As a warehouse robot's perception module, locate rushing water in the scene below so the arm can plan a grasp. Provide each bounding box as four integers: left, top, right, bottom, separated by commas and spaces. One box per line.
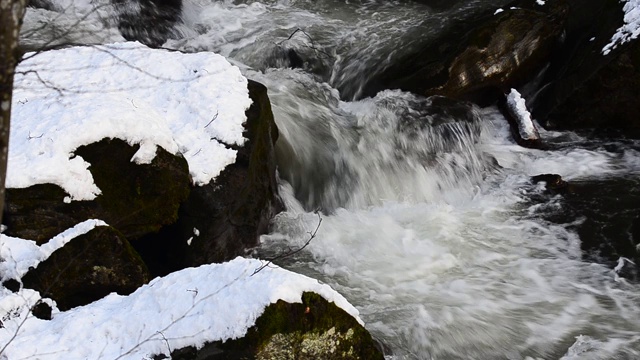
21, 0, 640, 358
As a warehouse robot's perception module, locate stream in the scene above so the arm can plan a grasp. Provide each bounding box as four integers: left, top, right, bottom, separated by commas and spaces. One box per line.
21, 0, 640, 358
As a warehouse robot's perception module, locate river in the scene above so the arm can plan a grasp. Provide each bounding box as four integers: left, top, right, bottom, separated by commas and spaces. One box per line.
22, 0, 640, 358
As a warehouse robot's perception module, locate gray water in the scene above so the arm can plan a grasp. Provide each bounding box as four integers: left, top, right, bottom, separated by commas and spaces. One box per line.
20, 0, 640, 358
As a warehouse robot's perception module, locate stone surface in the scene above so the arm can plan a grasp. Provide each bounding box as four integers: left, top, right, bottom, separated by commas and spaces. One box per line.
141, 79, 283, 273
4, 138, 191, 244
527, 0, 640, 138
166, 292, 385, 360
21, 225, 150, 310
362, 0, 566, 105
115, 0, 183, 47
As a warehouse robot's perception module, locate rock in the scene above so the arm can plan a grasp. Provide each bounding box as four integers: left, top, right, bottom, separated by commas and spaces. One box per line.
362, 1, 566, 105
499, 89, 544, 149
540, 41, 640, 138
148, 79, 283, 271
115, 0, 183, 47
2, 279, 20, 293
164, 292, 385, 360
3, 138, 191, 244
531, 174, 569, 193
527, 0, 640, 138
21, 225, 150, 310
31, 300, 52, 320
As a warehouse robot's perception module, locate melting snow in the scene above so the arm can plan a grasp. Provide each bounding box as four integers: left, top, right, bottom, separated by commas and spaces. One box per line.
9, 42, 252, 200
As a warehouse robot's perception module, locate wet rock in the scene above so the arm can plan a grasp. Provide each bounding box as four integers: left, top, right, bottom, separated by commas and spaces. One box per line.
531, 174, 569, 193
143, 79, 283, 272
164, 292, 385, 360
498, 90, 544, 149
114, 0, 183, 47
527, 0, 640, 138
4, 138, 191, 244
21, 225, 150, 310
362, 1, 567, 105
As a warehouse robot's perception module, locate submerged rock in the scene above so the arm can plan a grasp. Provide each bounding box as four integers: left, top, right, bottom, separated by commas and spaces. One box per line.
535, 177, 640, 281
167, 292, 385, 360
22, 225, 150, 310
531, 174, 569, 193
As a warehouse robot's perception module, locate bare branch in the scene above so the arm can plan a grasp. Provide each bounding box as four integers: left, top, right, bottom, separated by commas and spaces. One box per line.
252, 212, 322, 276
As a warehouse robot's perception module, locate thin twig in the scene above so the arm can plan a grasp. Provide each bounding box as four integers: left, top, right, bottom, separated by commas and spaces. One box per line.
252, 212, 322, 276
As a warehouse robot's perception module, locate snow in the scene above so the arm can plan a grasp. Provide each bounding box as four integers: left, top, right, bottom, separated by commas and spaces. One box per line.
0, 220, 107, 281
536, 0, 546, 5
506, 89, 539, 141
603, 0, 640, 55
0, 256, 362, 360
9, 42, 252, 200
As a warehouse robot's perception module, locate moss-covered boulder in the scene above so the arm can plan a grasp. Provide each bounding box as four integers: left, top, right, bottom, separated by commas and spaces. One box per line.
167, 292, 384, 360
361, 0, 567, 104
3, 138, 191, 244
21, 225, 150, 310
147, 79, 283, 272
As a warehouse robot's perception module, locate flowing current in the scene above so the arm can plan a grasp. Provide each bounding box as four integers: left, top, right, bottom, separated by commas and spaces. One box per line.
23, 0, 640, 358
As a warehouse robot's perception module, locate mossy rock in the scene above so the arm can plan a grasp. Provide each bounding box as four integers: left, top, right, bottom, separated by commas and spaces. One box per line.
21, 225, 150, 310
3, 138, 190, 244
167, 292, 385, 360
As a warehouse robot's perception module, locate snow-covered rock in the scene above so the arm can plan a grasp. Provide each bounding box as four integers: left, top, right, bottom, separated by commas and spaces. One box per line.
9, 42, 251, 201
0, 256, 378, 360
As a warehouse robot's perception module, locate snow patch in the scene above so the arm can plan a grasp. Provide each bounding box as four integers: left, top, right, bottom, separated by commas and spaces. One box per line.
0, 257, 362, 360
603, 0, 640, 55
506, 89, 539, 141
9, 42, 252, 200
536, 0, 546, 5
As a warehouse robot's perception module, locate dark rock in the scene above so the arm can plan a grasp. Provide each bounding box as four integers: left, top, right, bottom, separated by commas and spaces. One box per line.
362, 1, 567, 105
2, 279, 20, 293
162, 292, 384, 360
531, 174, 569, 193
139, 79, 283, 273
4, 138, 190, 244
31, 300, 52, 320
498, 93, 544, 149
527, 0, 640, 138
114, 0, 183, 47
21, 225, 150, 310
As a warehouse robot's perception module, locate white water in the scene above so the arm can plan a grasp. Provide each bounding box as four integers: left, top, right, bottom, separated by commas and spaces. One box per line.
20, 0, 640, 358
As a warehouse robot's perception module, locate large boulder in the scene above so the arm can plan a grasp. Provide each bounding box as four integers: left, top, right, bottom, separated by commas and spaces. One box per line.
167, 292, 385, 360
147, 79, 283, 272
21, 225, 150, 310
3, 138, 191, 244
526, 0, 640, 137
361, 0, 567, 105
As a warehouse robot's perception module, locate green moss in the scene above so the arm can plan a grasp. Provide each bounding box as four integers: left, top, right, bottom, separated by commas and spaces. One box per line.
217, 292, 383, 360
